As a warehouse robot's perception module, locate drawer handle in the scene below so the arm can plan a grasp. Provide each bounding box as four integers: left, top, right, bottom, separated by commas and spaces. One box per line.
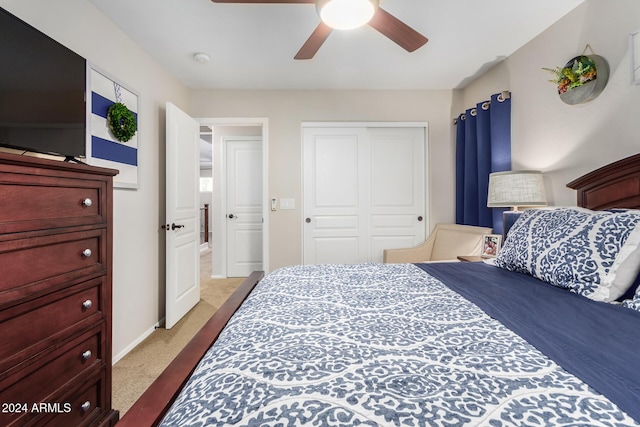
81, 401, 91, 412
82, 350, 92, 361
82, 198, 93, 207
82, 248, 92, 258
82, 299, 93, 310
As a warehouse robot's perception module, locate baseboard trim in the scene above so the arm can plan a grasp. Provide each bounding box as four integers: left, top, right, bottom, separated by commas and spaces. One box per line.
113, 318, 164, 364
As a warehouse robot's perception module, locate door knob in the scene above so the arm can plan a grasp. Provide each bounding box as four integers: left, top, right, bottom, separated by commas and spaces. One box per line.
228, 214, 237, 219
418, 216, 423, 222
171, 223, 185, 230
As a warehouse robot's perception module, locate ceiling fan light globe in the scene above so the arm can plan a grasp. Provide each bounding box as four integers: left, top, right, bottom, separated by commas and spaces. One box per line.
316, 0, 379, 30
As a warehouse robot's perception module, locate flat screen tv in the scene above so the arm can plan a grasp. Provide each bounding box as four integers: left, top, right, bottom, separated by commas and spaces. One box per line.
0, 7, 86, 160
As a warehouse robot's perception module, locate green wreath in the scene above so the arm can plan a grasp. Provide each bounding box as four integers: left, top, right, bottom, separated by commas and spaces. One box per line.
108, 102, 137, 142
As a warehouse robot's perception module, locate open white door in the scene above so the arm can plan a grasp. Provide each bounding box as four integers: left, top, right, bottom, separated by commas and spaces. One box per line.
165, 102, 200, 329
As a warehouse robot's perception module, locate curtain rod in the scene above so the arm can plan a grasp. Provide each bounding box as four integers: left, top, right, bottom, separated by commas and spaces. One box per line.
452, 90, 510, 125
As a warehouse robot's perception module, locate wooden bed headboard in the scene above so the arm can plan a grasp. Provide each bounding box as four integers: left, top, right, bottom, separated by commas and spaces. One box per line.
567, 153, 640, 210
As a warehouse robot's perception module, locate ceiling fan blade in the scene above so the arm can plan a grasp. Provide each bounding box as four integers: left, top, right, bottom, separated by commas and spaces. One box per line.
368, 7, 428, 52
211, 0, 314, 3
294, 22, 332, 60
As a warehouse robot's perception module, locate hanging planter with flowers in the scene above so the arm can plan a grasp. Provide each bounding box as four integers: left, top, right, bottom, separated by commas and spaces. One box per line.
543, 49, 609, 105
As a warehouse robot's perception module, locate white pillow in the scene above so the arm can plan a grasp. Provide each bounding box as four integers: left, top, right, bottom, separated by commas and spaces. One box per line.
495, 207, 640, 302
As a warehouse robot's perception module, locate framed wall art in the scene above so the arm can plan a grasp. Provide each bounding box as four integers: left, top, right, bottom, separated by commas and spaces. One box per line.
86, 64, 140, 189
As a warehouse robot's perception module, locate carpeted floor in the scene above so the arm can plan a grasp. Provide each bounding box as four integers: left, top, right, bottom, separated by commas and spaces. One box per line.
111, 249, 245, 416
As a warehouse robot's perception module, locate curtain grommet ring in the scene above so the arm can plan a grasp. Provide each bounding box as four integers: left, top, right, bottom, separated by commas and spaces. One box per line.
497, 90, 511, 102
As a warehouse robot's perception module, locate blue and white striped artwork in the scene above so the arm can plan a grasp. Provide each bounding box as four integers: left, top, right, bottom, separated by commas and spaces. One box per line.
88, 68, 139, 188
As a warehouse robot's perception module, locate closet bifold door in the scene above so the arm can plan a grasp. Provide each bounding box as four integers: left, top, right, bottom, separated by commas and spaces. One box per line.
302, 125, 426, 264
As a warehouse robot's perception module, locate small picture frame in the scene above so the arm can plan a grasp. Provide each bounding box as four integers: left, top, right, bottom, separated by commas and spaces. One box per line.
481, 234, 502, 258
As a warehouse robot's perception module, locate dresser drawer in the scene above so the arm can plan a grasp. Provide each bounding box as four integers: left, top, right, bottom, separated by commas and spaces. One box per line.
0, 279, 103, 371
42, 370, 107, 427
0, 173, 107, 234
0, 229, 106, 305
1, 370, 107, 427
0, 328, 103, 427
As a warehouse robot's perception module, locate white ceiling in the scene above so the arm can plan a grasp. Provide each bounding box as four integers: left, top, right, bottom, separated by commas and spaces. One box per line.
89, 0, 584, 90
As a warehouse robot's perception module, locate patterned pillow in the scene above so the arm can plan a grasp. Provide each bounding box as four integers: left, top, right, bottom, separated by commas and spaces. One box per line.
495, 207, 640, 302
622, 286, 640, 311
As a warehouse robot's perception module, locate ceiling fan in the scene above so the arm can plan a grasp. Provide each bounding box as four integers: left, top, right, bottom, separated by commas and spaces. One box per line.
210, 0, 428, 60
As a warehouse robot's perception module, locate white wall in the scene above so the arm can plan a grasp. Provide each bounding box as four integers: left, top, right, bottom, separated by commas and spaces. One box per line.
0, 0, 190, 361
189, 90, 455, 270
457, 0, 640, 207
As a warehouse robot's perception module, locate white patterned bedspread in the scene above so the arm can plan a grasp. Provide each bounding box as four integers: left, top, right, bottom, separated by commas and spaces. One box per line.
160, 263, 638, 426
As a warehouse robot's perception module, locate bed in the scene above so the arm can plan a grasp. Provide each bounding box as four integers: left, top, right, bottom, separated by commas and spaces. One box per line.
119, 153, 640, 426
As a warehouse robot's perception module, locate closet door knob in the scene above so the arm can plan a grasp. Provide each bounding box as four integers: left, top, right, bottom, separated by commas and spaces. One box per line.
82, 248, 92, 258
417, 216, 423, 222
82, 299, 93, 310
82, 198, 93, 207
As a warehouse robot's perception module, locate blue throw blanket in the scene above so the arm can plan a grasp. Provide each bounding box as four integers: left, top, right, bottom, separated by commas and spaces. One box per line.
418, 261, 640, 424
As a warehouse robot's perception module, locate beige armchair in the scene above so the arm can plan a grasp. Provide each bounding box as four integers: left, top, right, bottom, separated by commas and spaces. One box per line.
383, 223, 493, 263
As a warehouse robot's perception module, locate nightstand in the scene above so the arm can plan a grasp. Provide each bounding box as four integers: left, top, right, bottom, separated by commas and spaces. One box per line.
457, 255, 485, 262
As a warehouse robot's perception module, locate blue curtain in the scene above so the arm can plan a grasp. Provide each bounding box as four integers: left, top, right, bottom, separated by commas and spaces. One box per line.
455, 92, 511, 234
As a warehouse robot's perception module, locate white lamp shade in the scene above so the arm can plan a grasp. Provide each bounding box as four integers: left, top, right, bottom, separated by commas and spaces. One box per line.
487, 170, 547, 208
316, 0, 379, 30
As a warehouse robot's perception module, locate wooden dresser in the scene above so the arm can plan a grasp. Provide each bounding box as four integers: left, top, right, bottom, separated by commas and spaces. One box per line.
0, 153, 119, 426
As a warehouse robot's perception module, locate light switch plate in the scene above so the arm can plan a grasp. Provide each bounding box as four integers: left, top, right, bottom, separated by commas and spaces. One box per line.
280, 198, 295, 210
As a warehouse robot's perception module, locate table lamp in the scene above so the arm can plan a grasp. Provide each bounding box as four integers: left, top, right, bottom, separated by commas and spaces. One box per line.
487, 170, 547, 241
